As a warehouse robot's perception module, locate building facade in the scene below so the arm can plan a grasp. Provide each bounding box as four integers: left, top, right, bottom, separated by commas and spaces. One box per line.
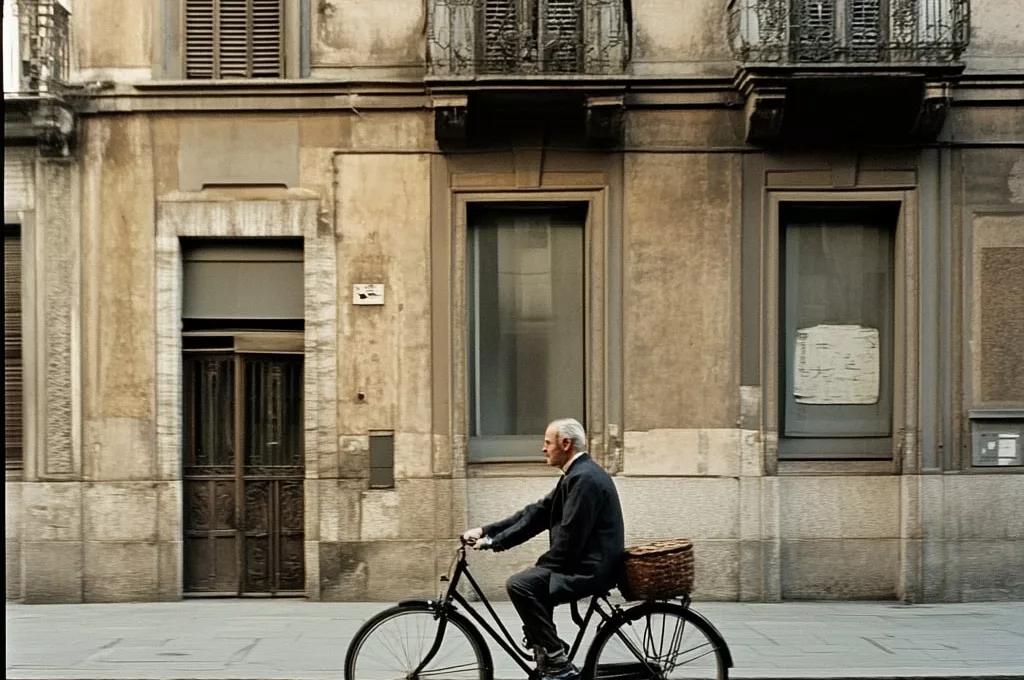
4, 0, 1023, 604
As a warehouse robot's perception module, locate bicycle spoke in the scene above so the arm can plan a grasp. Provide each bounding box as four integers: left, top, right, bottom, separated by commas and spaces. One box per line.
674, 642, 718, 664
375, 628, 408, 669
609, 621, 664, 678
347, 606, 485, 680
590, 604, 724, 680
415, 661, 484, 677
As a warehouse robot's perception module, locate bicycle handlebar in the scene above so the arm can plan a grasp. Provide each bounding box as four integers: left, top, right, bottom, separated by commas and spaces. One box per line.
460, 534, 494, 550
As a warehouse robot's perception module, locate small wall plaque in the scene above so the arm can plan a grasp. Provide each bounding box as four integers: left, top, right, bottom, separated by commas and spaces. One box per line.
352, 283, 384, 306
971, 421, 1024, 467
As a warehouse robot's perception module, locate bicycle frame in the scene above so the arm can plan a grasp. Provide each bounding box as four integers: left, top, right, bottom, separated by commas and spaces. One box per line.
410, 544, 621, 677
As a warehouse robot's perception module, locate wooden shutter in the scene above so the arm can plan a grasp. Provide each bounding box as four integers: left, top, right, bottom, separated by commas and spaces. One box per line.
185, 0, 216, 78
541, 0, 581, 72
482, 0, 518, 71
848, 0, 884, 59
250, 0, 283, 77
217, 0, 252, 77
5, 228, 23, 471
185, 0, 282, 79
792, 0, 837, 61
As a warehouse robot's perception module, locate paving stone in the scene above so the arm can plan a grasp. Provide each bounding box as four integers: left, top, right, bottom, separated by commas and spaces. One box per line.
6, 601, 1024, 679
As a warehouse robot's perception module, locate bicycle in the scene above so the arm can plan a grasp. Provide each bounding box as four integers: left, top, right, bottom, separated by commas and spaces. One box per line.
344, 539, 734, 680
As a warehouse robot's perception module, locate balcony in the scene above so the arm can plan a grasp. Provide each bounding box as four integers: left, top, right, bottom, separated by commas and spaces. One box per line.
727, 0, 971, 144
427, 0, 630, 144
3, 0, 75, 155
428, 0, 629, 77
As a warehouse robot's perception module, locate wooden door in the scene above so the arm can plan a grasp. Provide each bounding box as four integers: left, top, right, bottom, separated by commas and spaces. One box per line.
183, 352, 304, 596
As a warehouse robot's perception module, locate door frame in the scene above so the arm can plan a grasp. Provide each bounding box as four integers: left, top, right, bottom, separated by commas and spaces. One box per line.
155, 195, 333, 599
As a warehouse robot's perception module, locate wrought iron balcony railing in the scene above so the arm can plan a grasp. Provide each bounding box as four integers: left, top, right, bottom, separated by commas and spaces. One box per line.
9, 0, 70, 94
728, 0, 969, 65
428, 0, 629, 76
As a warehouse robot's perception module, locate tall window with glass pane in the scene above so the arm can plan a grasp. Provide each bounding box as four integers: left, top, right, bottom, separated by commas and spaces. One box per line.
779, 202, 897, 459
467, 204, 586, 460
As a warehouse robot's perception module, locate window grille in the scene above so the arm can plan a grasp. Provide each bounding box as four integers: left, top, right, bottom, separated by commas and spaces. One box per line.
15, 0, 70, 92
729, 0, 969, 63
480, 0, 583, 73
792, 0, 886, 62
428, 0, 629, 76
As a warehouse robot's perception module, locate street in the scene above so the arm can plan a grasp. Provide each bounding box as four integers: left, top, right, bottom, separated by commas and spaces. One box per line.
6, 600, 1024, 679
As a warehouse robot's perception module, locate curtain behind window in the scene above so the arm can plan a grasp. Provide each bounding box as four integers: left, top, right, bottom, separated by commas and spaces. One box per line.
468, 205, 585, 445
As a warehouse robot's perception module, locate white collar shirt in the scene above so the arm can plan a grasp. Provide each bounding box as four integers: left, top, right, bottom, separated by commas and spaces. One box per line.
561, 450, 586, 474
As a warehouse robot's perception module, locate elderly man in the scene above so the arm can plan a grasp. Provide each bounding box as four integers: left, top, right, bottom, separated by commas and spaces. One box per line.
462, 418, 625, 680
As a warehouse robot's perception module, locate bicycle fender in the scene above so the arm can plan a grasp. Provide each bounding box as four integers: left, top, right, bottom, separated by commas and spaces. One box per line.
685, 608, 734, 669
397, 598, 454, 618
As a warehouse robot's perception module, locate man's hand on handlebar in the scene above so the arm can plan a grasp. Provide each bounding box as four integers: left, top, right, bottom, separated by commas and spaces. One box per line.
461, 527, 493, 550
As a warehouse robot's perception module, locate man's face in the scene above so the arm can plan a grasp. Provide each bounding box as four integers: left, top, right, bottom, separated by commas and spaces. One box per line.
542, 425, 573, 468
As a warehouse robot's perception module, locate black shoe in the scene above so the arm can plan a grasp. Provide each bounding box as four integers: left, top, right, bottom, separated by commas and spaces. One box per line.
541, 663, 580, 680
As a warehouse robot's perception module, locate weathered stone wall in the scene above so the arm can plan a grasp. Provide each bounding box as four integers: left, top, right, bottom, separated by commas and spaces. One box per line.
132, 107, 436, 601
5, 0, 1019, 605
324, 111, 438, 600
311, 0, 426, 77
5, 479, 22, 600
629, 0, 735, 76
919, 476, 1024, 601
73, 0, 152, 82
74, 116, 161, 602
11, 151, 82, 604
963, 0, 1024, 72
941, 103, 1024, 601
65, 0, 1024, 78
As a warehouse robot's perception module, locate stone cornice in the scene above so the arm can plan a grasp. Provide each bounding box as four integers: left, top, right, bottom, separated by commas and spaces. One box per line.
61, 70, 1023, 115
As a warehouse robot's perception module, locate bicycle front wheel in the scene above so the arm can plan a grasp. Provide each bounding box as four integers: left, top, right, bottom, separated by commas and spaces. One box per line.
583, 602, 728, 680
344, 602, 493, 680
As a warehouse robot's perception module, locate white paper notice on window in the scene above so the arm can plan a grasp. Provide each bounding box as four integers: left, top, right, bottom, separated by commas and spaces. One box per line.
998, 434, 1020, 465
793, 324, 880, 405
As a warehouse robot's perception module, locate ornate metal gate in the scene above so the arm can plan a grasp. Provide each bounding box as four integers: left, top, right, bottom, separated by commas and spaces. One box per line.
183, 351, 304, 596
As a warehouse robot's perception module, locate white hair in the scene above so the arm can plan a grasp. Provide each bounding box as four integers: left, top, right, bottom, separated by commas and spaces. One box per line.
549, 418, 587, 452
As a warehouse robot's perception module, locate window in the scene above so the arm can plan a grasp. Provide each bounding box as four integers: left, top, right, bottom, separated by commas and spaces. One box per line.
184, 0, 285, 78
791, 0, 887, 62
479, 0, 583, 73
467, 204, 586, 461
779, 203, 898, 459
5, 225, 23, 471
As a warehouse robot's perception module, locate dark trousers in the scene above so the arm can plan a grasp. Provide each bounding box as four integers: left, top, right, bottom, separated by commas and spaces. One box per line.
506, 566, 566, 657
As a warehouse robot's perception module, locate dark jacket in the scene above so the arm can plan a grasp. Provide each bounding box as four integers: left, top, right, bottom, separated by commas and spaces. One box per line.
483, 453, 625, 601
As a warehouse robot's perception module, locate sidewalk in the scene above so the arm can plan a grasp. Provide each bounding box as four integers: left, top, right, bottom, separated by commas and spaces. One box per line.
6, 600, 1024, 680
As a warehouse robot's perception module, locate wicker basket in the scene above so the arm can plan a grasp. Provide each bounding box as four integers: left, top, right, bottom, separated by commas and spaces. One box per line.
619, 538, 695, 601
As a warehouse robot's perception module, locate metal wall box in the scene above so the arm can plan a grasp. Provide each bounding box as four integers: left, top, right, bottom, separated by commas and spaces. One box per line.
369, 432, 395, 489
969, 411, 1024, 467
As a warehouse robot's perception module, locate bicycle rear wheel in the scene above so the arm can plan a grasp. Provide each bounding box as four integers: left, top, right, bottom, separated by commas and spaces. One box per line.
344, 602, 493, 680
582, 602, 728, 680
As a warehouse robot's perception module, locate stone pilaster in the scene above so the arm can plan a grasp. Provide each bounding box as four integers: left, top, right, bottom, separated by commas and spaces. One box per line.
21, 157, 83, 603
33, 158, 80, 480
